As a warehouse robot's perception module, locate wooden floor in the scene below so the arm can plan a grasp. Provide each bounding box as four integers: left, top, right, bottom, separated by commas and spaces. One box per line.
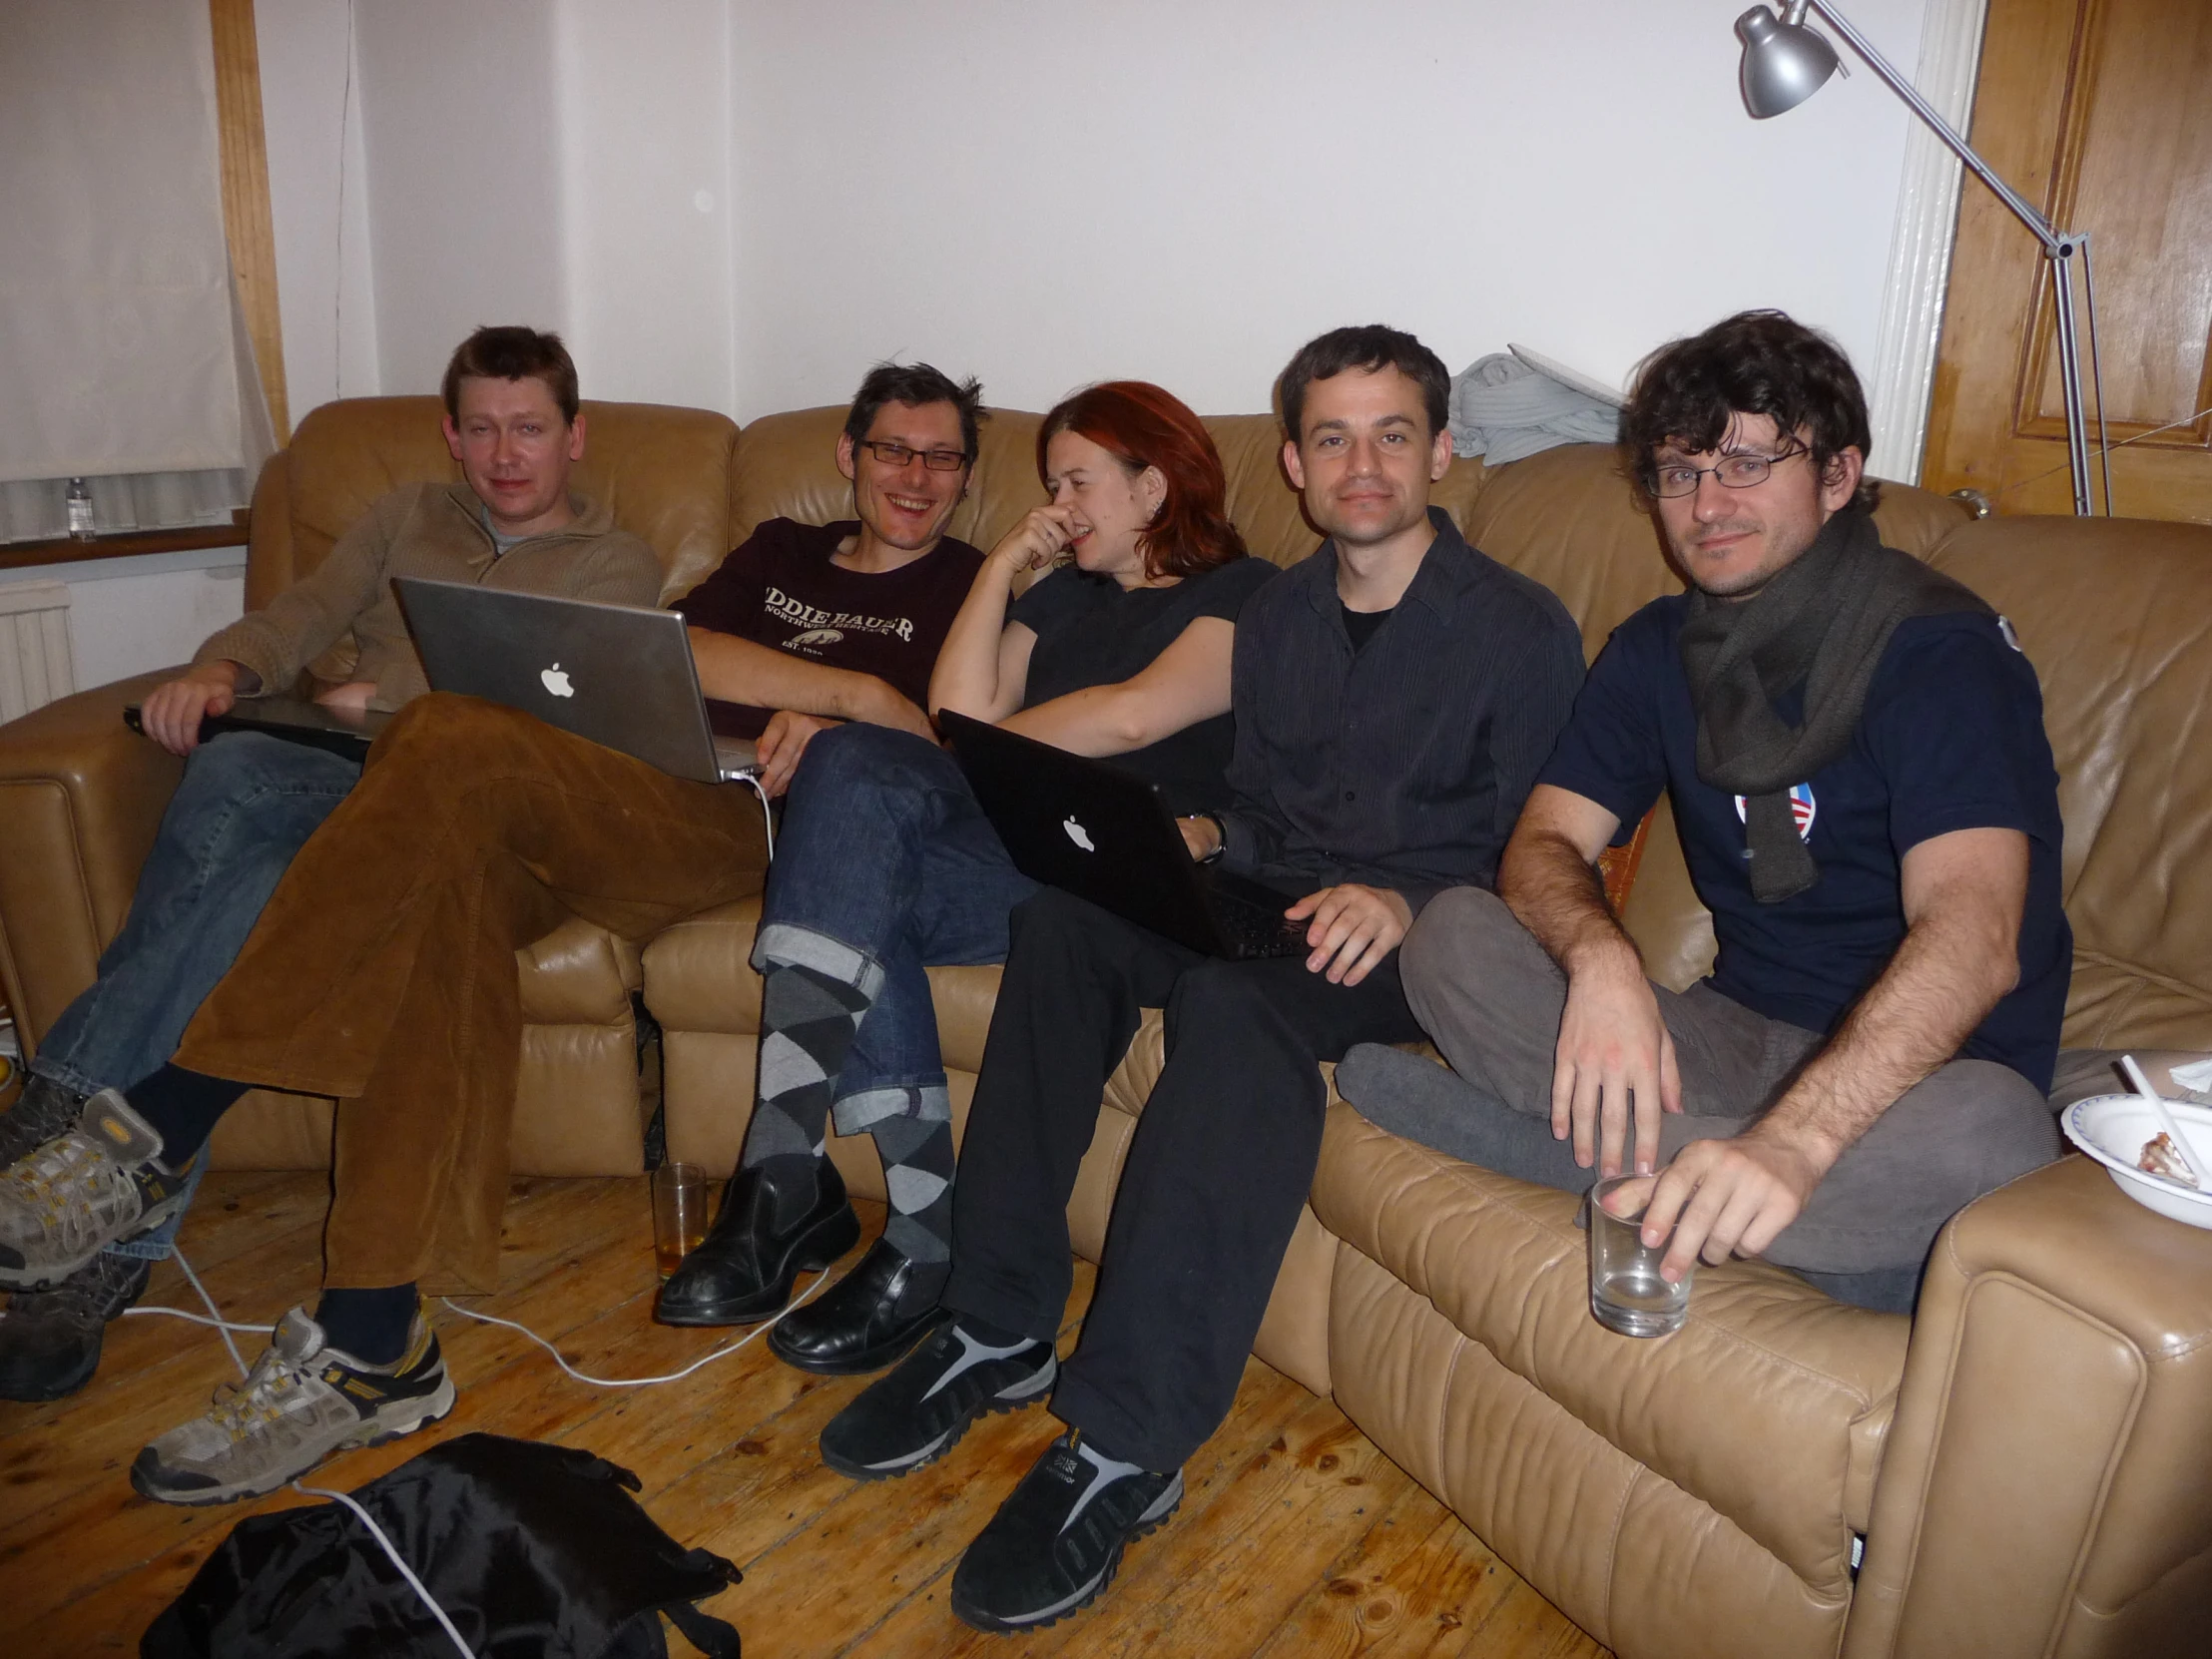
0, 1168, 1610, 1658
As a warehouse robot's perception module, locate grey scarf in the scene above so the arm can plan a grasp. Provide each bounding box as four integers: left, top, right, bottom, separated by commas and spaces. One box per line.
1679, 505, 1990, 903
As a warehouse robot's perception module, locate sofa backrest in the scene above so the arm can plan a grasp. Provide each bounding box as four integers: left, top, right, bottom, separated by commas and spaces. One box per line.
246, 396, 740, 609
720, 405, 1492, 589
1927, 515, 2212, 1050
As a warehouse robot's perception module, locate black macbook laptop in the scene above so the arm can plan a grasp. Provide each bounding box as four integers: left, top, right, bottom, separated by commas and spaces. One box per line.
939, 710, 1307, 960
124, 696, 388, 762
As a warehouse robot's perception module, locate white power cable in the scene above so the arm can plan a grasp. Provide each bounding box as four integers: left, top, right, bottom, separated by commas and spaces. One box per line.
120, 1239, 839, 1658
293, 1478, 477, 1659
436, 1261, 830, 1386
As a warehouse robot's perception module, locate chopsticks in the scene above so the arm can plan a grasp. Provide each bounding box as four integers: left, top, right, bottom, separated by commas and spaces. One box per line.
2122, 1054, 2208, 1188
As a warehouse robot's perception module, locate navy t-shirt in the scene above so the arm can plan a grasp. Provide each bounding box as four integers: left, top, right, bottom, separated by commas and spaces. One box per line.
1539, 598, 2071, 1091
1010, 555, 1278, 816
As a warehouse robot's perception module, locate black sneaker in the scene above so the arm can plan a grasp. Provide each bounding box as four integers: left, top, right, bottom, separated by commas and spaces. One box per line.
949, 1431, 1184, 1632
819, 1319, 1055, 1480
0, 1250, 152, 1401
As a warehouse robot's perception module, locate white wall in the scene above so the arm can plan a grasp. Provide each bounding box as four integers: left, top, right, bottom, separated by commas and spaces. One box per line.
251, 0, 1935, 443
256, 0, 380, 418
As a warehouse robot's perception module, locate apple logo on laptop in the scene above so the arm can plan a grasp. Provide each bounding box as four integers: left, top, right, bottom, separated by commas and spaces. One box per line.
1062, 816, 1096, 853
541, 664, 575, 699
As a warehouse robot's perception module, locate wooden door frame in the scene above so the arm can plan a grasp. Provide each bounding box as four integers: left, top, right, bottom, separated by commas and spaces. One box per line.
210, 0, 287, 442
1868, 0, 1989, 486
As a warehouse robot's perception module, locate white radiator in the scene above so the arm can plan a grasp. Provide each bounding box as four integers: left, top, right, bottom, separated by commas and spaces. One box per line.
0, 579, 77, 724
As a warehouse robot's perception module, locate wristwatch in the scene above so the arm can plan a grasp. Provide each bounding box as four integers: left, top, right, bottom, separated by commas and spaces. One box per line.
1183, 813, 1227, 864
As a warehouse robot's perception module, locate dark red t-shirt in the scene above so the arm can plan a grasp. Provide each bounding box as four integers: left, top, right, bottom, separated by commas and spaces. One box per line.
674, 518, 984, 738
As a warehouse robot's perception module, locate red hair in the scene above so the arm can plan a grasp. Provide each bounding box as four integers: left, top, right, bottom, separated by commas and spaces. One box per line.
1036, 381, 1246, 581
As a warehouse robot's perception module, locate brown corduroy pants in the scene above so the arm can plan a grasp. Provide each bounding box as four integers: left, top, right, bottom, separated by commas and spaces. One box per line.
176, 693, 770, 1293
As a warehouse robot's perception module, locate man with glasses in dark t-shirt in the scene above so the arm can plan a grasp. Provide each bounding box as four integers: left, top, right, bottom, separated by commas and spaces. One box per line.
1343, 310, 2067, 1315
676, 361, 990, 795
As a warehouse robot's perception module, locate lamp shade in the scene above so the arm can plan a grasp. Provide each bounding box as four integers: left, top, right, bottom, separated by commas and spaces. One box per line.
1737, 5, 1840, 118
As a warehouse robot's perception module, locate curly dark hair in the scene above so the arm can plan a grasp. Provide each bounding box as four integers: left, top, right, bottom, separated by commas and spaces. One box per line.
1619, 310, 1879, 512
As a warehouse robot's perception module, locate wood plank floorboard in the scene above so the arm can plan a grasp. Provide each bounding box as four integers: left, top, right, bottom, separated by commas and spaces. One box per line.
0, 1170, 1610, 1658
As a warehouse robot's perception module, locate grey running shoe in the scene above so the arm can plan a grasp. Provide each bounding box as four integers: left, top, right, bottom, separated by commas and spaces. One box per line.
0, 1091, 193, 1291
0, 1251, 152, 1402
0, 1073, 84, 1169
131, 1304, 455, 1506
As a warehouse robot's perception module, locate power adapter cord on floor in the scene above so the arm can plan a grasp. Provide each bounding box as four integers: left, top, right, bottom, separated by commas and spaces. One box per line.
121, 1241, 836, 1657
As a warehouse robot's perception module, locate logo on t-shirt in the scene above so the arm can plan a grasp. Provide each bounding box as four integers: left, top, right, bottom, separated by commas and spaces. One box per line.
1997, 615, 2023, 653
763, 585, 914, 646
1733, 784, 1817, 849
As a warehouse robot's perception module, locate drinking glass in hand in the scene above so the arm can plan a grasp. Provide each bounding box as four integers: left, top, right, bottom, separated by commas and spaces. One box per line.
652, 1162, 709, 1278
1589, 1173, 1693, 1338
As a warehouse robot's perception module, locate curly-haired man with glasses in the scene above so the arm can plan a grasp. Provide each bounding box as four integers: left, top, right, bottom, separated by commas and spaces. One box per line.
1343, 308, 2069, 1314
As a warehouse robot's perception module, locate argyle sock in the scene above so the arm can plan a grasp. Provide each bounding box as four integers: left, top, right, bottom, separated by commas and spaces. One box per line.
314, 1284, 419, 1366
124, 1064, 250, 1172
738, 962, 872, 1229
867, 1090, 954, 1296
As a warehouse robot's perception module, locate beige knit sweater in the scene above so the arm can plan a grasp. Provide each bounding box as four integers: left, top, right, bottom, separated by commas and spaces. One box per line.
194, 482, 661, 710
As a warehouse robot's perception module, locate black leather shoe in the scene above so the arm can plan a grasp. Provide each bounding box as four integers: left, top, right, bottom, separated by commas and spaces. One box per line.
654, 1159, 859, 1327
770, 1238, 950, 1376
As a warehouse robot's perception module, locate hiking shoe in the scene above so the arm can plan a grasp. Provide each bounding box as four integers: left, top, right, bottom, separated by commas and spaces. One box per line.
130, 1304, 455, 1506
819, 1319, 1055, 1479
949, 1431, 1183, 1632
0, 1251, 152, 1402
0, 1091, 193, 1291
0, 1073, 84, 1170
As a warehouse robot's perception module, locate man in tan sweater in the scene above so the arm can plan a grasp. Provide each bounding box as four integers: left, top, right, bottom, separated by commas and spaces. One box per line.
0, 324, 659, 1402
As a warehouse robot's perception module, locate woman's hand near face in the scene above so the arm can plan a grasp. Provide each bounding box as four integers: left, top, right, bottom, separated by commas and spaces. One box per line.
988, 504, 1077, 577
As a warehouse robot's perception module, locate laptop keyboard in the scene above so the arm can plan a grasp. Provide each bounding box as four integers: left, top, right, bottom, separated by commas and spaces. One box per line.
1208, 884, 1310, 960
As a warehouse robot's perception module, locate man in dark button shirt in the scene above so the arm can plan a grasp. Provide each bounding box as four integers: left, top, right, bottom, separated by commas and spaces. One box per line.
817, 325, 1583, 1634
1343, 309, 2067, 1315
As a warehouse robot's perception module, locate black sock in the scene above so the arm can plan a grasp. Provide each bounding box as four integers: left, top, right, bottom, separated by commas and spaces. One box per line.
124, 1064, 249, 1169
953, 1313, 1033, 1350
314, 1285, 420, 1366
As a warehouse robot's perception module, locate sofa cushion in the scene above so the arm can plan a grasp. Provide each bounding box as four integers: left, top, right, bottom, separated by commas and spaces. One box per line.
1928, 515, 2212, 1051
1311, 1104, 1909, 1592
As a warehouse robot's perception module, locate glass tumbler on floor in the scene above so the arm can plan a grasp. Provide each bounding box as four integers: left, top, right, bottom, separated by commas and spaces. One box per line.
652, 1162, 709, 1278
1588, 1173, 1693, 1338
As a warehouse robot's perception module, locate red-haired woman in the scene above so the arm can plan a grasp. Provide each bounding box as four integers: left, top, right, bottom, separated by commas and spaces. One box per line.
660, 381, 1275, 1379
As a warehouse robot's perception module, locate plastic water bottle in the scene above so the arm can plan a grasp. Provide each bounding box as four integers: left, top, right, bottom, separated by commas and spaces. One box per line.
66, 477, 95, 541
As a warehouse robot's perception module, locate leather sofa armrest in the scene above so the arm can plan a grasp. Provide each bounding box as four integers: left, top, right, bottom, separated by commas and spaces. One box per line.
0, 671, 185, 1050
1845, 1156, 2212, 1659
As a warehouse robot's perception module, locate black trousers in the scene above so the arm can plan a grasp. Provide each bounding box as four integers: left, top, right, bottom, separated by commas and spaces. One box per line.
942, 887, 1424, 1472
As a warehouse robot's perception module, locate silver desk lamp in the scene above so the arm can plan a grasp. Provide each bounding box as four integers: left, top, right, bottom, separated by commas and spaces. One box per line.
1735, 3, 2110, 514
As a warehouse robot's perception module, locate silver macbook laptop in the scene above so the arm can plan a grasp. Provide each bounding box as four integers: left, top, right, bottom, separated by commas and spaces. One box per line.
392, 578, 759, 784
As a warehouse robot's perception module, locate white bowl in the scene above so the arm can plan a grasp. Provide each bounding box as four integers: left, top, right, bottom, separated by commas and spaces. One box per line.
2063, 1094, 2212, 1229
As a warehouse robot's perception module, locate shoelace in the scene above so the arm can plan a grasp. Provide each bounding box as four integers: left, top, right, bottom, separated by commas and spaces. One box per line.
8, 1134, 114, 1222
210, 1343, 315, 1441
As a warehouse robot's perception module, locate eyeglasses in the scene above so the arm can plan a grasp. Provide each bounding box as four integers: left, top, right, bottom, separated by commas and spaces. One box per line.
1650, 444, 1808, 498
859, 440, 968, 472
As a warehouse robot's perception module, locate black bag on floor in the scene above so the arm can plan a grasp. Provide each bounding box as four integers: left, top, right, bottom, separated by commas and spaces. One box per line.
142, 1432, 741, 1658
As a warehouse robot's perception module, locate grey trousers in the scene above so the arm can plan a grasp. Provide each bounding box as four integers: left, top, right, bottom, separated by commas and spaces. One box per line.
1352, 886, 2060, 1283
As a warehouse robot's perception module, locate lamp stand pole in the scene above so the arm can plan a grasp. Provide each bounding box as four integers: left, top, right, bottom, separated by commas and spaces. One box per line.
1790, 0, 2110, 514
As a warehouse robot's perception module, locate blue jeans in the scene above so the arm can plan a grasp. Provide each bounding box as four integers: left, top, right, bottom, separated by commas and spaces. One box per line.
32, 731, 361, 1260
753, 724, 1036, 1131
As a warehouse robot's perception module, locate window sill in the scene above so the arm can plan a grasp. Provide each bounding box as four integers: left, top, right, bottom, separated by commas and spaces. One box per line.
0, 515, 251, 573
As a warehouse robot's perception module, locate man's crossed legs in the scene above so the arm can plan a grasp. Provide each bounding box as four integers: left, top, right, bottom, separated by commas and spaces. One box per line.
1338, 886, 2060, 1311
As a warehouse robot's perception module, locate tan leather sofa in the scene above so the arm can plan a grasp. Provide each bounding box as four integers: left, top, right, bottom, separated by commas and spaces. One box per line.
1, 398, 2206, 1659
